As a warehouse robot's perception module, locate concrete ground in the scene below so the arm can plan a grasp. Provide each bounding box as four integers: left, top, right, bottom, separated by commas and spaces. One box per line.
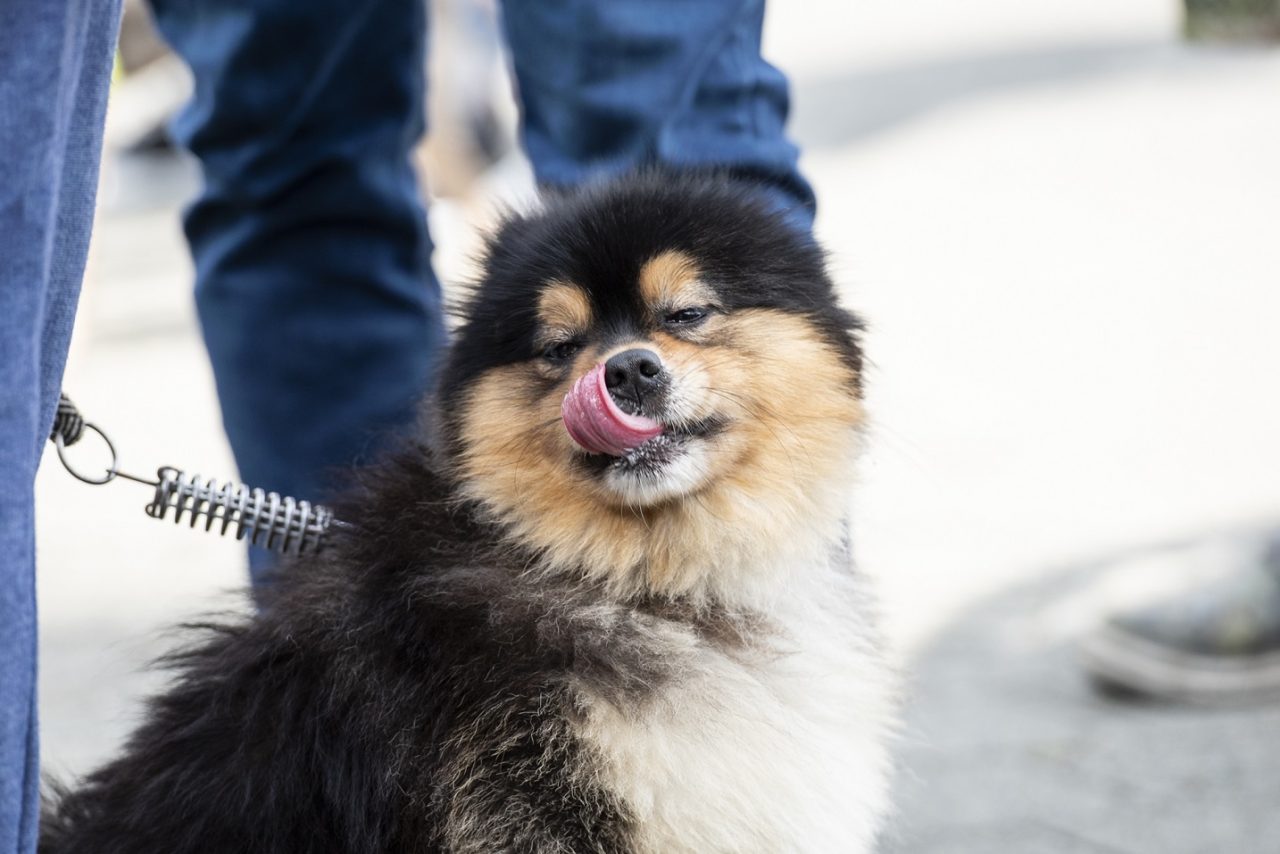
35, 2, 1280, 851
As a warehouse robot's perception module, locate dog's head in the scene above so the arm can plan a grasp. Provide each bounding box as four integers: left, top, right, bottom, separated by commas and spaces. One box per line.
437, 174, 864, 600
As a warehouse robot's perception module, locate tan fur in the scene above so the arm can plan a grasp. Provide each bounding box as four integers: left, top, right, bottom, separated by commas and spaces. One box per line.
637, 251, 716, 313
535, 281, 592, 345
453, 308, 863, 606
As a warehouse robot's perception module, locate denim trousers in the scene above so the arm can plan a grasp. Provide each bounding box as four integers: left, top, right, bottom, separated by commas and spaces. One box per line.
147, 0, 814, 578
0, 1, 122, 849
1, 0, 808, 849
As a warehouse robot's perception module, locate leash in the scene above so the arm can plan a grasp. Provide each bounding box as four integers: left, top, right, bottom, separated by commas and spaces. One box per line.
48, 393, 340, 557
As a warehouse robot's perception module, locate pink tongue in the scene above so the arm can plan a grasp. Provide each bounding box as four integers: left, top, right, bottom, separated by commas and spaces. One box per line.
562, 363, 664, 456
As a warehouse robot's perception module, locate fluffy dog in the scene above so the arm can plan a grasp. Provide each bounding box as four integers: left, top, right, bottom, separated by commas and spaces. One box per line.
41, 173, 895, 853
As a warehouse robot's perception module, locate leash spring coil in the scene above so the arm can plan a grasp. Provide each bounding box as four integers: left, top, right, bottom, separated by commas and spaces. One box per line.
50, 393, 340, 556
148, 467, 333, 556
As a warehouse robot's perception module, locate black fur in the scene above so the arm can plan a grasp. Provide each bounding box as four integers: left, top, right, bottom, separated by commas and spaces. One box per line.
42, 449, 649, 853
40, 173, 854, 854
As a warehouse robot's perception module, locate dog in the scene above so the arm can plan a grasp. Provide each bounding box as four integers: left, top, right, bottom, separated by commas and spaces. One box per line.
40, 172, 895, 853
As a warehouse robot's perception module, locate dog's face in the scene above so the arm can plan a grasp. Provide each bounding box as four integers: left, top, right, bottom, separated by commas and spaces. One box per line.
438, 176, 864, 596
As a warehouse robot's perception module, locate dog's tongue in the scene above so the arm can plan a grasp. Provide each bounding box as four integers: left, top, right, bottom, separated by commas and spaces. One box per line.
562, 363, 664, 456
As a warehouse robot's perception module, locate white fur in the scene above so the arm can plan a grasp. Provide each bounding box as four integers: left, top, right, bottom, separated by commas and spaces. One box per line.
574, 547, 896, 853
600, 438, 712, 506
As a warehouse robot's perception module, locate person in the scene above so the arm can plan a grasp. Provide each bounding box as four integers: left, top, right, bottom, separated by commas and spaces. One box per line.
144, 0, 817, 582
1083, 530, 1280, 704
3, 1, 814, 849
1, 2, 124, 850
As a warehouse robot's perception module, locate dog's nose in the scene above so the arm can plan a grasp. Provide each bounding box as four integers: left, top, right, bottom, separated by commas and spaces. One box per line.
604, 348, 666, 408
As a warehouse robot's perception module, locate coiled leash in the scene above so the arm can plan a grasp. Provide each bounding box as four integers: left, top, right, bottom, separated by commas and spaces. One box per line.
49, 393, 340, 557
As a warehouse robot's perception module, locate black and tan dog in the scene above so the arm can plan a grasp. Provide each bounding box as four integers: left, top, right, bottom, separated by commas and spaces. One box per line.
41, 173, 895, 853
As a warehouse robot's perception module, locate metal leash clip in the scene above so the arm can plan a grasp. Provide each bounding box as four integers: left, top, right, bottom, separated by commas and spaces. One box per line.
50, 394, 339, 557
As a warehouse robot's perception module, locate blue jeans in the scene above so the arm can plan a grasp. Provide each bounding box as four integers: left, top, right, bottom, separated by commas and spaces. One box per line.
0, 1, 122, 849
149, 0, 812, 580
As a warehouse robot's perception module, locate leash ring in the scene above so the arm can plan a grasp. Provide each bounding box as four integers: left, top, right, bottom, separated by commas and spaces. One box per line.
54, 422, 118, 485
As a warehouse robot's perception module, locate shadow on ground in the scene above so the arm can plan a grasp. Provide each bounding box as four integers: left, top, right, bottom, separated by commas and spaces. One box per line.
885, 551, 1280, 854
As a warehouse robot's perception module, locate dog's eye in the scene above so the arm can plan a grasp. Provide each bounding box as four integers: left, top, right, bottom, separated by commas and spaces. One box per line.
543, 340, 583, 362
664, 307, 708, 326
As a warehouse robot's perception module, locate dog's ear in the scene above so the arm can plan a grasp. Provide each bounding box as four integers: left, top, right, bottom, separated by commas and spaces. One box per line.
479, 206, 544, 274
443, 209, 539, 330
484, 208, 535, 250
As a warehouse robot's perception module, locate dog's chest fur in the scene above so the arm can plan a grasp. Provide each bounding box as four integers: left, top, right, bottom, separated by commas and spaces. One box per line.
572, 564, 894, 854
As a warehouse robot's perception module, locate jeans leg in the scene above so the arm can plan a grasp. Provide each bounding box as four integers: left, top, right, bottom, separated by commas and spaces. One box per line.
0, 1, 121, 849
500, 0, 813, 230
149, 0, 444, 580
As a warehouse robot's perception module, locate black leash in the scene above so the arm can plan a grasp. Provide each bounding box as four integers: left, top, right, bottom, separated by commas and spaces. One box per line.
49, 393, 340, 557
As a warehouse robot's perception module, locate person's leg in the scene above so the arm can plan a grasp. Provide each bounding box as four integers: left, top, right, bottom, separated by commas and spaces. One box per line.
500, 0, 814, 231
148, 0, 445, 580
0, 0, 121, 848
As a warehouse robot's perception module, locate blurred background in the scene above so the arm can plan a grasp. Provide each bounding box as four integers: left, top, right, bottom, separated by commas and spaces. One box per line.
36, 0, 1280, 850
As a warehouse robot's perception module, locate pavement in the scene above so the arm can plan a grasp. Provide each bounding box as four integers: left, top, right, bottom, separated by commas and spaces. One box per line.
34, 2, 1280, 851
883, 542, 1280, 854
